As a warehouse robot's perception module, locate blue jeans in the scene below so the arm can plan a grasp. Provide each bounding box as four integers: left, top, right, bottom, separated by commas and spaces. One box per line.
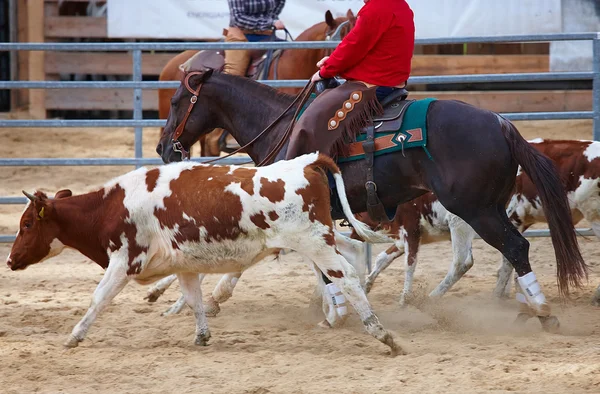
376, 86, 400, 102
244, 33, 273, 42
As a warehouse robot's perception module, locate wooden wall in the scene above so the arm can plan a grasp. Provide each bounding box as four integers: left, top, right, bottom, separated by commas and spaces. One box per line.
14, 0, 591, 117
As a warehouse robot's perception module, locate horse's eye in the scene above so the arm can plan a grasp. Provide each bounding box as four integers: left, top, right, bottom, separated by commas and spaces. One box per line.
24, 222, 31, 229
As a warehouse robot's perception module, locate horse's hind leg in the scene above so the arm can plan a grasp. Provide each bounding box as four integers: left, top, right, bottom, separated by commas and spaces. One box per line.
455, 206, 558, 332
429, 214, 476, 298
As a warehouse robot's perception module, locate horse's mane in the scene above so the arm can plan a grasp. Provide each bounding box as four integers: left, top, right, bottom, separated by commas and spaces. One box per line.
215, 68, 296, 107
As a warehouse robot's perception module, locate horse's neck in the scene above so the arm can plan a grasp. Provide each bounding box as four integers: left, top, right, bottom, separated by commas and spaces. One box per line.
214, 77, 296, 163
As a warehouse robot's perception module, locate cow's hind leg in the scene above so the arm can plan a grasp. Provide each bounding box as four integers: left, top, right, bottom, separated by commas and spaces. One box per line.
205, 272, 243, 317
365, 244, 404, 294
177, 272, 211, 345
399, 241, 418, 307
65, 258, 130, 348
429, 215, 476, 298
145, 274, 177, 303
456, 206, 558, 332
592, 284, 600, 306
302, 247, 403, 356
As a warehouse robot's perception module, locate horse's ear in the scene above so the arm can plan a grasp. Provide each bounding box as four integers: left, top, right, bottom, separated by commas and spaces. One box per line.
202, 68, 215, 81
325, 10, 336, 29
188, 68, 214, 85
346, 9, 356, 24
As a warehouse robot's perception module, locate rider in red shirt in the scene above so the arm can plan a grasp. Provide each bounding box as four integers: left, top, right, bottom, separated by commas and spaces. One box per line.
313, 0, 415, 101
285, 0, 416, 160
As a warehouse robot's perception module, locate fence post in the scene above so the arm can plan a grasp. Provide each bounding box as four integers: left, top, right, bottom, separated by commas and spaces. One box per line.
132, 49, 143, 168
593, 35, 600, 141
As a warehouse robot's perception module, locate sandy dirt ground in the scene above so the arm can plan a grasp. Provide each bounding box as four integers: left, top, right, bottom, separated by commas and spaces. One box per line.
0, 120, 599, 393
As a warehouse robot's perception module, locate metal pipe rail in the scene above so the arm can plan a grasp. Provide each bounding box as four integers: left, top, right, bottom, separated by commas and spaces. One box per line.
0, 71, 594, 89
0, 32, 598, 51
1, 228, 594, 245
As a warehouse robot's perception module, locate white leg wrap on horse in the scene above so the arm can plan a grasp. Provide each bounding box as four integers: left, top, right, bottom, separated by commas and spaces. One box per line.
517, 272, 546, 305
326, 283, 347, 317
515, 292, 528, 304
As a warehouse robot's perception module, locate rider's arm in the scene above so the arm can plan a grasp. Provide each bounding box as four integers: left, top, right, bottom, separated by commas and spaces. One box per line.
319, 8, 392, 79
228, 0, 281, 31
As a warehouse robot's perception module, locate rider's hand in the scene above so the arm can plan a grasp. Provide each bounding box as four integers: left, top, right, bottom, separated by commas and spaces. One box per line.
273, 20, 285, 30
316, 56, 330, 68
311, 71, 324, 83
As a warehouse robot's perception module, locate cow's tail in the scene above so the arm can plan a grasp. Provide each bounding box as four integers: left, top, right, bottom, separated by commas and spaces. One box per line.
497, 115, 588, 296
312, 154, 393, 244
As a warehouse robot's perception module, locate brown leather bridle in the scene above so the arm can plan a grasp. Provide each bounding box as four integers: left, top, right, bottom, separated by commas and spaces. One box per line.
171, 70, 205, 160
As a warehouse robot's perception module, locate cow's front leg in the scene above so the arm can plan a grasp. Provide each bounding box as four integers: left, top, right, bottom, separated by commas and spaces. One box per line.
65, 258, 130, 348
177, 272, 211, 346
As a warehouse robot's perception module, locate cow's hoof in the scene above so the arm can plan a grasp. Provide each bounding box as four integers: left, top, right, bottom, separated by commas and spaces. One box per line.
64, 335, 82, 348
144, 290, 163, 303
204, 296, 221, 317
539, 315, 560, 334
195, 331, 211, 346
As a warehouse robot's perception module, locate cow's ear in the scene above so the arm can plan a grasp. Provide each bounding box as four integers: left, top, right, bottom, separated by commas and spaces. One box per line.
54, 189, 72, 199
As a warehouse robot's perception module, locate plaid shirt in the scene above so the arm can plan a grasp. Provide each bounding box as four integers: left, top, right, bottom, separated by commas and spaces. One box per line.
228, 0, 285, 31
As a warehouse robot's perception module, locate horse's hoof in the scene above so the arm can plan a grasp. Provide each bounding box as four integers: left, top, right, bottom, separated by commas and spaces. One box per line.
364, 281, 374, 294
539, 315, 560, 334
204, 297, 221, 317
398, 295, 411, 308
591, 297, 600, 307
384, 334, 405, 357
513, 313, 532, 326
317, 320, 332, 329
194, 332, 211, 346
64, 336, 81, 349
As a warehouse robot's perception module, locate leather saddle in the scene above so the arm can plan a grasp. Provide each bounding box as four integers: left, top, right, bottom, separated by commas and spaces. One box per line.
246, 36, 286, 81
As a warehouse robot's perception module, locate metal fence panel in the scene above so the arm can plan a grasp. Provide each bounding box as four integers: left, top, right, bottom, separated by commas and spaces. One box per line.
1, 33, 599, 245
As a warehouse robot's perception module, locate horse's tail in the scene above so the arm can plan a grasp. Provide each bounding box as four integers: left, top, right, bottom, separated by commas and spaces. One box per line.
312, 154, 392, 244
497, 115, 588, 296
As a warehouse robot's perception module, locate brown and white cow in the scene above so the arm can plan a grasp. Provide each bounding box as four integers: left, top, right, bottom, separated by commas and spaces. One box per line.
353, 139, 600, 306
6, 153, 400, 355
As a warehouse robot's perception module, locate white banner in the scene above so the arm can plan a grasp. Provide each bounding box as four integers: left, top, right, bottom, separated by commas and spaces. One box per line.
107, 0, 562, 40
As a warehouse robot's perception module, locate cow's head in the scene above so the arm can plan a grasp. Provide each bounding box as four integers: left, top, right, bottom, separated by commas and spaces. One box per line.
6, 189, 72, 270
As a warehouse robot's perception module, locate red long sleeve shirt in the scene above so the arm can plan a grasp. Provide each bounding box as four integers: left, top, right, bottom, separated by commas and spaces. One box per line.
319, 0, 415, 87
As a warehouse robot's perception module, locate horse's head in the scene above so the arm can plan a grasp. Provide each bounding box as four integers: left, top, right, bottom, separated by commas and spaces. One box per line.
157, 68, 220, 163
324, 9, 356, 41
298, 9, 356, 42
